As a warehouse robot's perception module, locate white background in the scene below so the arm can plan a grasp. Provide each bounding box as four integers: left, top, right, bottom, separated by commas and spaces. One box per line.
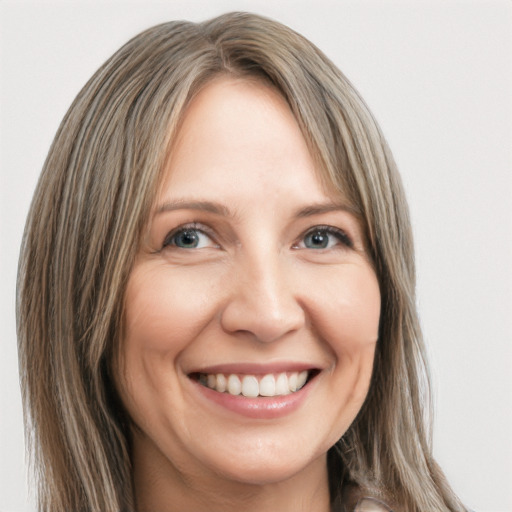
1, 1, 511, 511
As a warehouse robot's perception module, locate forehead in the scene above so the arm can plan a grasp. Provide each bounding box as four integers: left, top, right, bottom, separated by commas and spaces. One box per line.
159, 76, 352, 210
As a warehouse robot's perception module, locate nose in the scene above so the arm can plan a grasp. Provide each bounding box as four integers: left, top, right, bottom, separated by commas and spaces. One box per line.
220, 251, 306, 343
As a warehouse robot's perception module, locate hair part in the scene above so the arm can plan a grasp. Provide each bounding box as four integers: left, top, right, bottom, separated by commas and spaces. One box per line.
17, 12, 466, 512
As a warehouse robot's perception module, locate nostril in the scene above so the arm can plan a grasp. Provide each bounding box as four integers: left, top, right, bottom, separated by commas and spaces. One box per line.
220, 300, 305, 343
219, 266, 305, 343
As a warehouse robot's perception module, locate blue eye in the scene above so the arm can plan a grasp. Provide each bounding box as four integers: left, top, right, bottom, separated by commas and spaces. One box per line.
164, 227, 216, 249
303, 230, 331, 249
300, 227, 352, 250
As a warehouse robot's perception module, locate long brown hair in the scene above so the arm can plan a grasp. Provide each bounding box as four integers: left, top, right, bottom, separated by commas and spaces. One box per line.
17, 12, 466, 511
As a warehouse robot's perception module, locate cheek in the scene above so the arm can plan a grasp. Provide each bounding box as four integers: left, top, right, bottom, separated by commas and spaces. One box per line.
123, 262, 223, 354
304, 263, 381, 357
308, 264, 380, 433
117, 262, 227, 424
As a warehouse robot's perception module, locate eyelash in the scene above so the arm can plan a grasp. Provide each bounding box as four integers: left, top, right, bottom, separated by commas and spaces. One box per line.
161, 223, 353, 250
162, 222, 216, 249
296, 225, 354, 250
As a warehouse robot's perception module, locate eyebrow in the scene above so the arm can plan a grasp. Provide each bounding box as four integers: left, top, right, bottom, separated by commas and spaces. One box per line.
155, 200, 232, 217
294, 201, 359, 218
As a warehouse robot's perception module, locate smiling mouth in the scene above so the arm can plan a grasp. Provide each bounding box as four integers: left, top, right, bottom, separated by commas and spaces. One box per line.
190, 370, 318, 398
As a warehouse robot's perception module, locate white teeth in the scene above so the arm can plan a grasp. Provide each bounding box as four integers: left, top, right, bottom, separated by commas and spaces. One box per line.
259, 374, 276, 396
216, 373, 227, 392
275, 373, 290, 395
227, 374, 242, 395
242, 375, 259, 397
207, 374, 216, 389
288, 372, 298, 392
198, 370, 311, 397
297, 370, 308, 389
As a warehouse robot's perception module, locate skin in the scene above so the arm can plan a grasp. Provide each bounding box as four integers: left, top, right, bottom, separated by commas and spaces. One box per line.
116, 76, 381, 512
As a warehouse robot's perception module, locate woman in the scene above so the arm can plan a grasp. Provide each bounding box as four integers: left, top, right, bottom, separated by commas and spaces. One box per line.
17, 12, 467, 512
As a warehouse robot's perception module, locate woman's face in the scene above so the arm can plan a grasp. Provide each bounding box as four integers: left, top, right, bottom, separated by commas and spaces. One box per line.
117, 77, 380, 487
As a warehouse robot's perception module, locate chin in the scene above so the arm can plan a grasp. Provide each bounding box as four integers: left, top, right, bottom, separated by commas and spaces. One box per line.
213, 458, 318, 486
194, 435, 329, 487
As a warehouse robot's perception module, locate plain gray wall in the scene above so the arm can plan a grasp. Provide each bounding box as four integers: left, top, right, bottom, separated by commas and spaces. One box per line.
1, 1, 511, 511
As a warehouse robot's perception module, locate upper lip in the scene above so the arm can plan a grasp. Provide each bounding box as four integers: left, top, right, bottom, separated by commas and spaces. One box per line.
188, 362, 321, 376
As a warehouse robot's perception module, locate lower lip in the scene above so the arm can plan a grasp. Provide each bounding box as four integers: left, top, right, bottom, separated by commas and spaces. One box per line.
190, 378, 313, 419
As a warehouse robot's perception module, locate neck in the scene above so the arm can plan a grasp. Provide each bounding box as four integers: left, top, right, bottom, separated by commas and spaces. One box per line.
132, 432, 331, 512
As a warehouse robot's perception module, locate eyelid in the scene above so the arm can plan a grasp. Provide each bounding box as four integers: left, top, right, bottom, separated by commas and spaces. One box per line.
295, 225, 354, 249
162, 222, 218, 249
159, 222, 354, 252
